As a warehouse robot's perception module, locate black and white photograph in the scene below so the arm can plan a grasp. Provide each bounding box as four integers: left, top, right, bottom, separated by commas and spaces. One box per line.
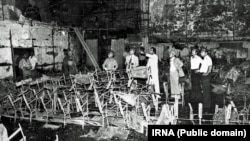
0, 0, 249, 141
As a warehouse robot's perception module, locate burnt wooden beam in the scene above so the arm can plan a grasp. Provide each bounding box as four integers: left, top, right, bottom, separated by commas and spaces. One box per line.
74, 27, 101, 71
9, 30, 16, 81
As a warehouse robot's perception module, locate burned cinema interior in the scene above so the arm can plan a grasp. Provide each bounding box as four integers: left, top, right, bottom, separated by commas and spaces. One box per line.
0, 0, 250, 141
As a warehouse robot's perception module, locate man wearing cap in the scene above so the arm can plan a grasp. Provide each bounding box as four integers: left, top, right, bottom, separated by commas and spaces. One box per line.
200, 47, 213, 112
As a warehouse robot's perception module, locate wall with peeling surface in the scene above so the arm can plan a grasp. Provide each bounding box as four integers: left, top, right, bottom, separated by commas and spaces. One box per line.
0, 20, 69, 79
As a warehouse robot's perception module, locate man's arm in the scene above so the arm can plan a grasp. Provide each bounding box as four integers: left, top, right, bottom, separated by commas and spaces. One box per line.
203, 57, 212, 76
203, 65, 212, 76
177, 58, 183, 68
102, 59, 108, 70
114, 60, 118, 70
146, 53, 153, 58
134, 57, 139, 67
19, 60, 24, 69
34, 57, 38, 69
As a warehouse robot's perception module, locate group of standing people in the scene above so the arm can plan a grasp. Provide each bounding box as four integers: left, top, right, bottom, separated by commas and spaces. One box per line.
190, 47, 213, 112
62, 45, 213, 111
102, 46, 160, 94
167, 45, 213, 112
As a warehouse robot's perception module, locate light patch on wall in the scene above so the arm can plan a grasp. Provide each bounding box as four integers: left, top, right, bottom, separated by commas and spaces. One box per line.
0, 48, 12, 64
0, 66, 13, 79
22, 31, 30, 39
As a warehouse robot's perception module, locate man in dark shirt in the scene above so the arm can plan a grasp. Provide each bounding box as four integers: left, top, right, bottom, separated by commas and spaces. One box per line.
63, 49, 78, 75
139, 47, 147, 66
62, 49, 69, 74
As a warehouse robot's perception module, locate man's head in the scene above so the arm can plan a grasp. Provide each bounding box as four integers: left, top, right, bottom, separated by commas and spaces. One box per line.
68, 50, 73, 57
150, 47, 156, 54
23, 53, 29, 59
169, 51, 175, 58
139, 47, 145, 52
192, 47, 198, 56
130, 48, 135, 55
30, 51, 34, 57
125, 46, 130, 52
201, 47, 208, 57
108, 51, 115, 58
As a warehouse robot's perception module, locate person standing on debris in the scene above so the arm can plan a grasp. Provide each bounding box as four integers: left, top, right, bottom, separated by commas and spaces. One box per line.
19, 53, 32, 79
62, 49, 69, 74
102, 51, 118, 71
224, 66, 240, 87
29, 51, 38, 77
169, 50, 185, 98
200, 47, 213, 112
125, 48, 139, 72
123, 46, 130, 69
125, 48, 139, 87
190, 47, 202, 103
67, 50, 78, 75
139, 47, 147, 66
146, 47, 160, 93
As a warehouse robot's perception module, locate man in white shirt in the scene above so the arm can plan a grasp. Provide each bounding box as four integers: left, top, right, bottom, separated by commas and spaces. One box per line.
190, 47, 202, 104
29, 51, 38, 77
200, 47, 213, 112
146, 47, 160, 93
125, 48, 139, 87
29, 52, 37, 70
125, 48, 139, 72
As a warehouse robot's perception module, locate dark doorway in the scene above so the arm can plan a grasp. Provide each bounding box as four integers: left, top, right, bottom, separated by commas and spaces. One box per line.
13, 48, 34, 81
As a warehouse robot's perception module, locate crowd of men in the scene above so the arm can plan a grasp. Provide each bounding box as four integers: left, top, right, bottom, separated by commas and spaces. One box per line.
100, 45, 213, 112
35, 44, 213, 112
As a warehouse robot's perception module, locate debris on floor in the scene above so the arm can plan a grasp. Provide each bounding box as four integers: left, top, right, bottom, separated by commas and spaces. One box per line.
0, 124, 8, 141
81, 126, 130, 140
43, 124, 61, 130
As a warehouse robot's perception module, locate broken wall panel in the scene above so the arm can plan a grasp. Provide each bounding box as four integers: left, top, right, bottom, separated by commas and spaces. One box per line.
35, 47, 53, 65
111, 39, 125, 69
0, 66, 13, 79
0, 0, 3, 21
0, 39, 10, 47
0, 20, 70, 79
33, 40, 52, 47
10, 24, 32, 47
86, 39, 98, 67
31, 26, 52, 40
0, 22, 11, 47
0, 48, 12, 64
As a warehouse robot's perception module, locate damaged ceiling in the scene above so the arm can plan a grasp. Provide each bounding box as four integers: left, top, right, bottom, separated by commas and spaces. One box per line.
3, 0, 141, 33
